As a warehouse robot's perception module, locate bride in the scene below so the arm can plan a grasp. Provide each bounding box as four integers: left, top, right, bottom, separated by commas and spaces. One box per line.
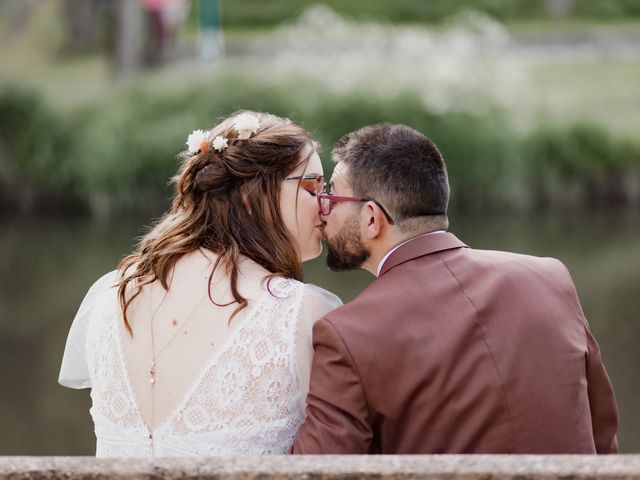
58, 111, 341, 456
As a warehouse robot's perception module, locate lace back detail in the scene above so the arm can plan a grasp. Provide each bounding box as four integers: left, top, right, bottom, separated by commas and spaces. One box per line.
85, 287, 150, 456
85, 275, 306, 456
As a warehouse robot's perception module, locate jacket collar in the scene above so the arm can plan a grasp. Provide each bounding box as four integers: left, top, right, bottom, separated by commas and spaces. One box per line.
378, 231, 468, 276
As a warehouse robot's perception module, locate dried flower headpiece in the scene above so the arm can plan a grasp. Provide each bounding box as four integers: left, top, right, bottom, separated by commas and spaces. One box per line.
212, 135, 228, 152
233, 113, 260, 140
185, 113, 260, 155
186, 129, 209, 155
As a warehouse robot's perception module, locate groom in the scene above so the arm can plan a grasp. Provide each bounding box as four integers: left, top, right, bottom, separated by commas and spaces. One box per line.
292, 123, 619, 454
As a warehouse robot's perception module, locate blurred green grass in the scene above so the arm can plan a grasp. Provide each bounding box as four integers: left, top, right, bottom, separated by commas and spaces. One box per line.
214, 0, 640, 27
527, 62, 640, 138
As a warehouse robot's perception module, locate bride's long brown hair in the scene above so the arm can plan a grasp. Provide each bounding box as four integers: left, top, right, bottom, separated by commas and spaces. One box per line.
117, 111, 317, 333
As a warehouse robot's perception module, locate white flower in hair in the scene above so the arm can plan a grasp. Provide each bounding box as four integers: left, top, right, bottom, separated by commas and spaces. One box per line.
233, 113, 260, 140
186, 129, 208, 154
212, 135, 228, 152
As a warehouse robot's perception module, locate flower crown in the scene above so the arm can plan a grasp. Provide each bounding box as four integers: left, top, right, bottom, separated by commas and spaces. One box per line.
185, 113, 261, 155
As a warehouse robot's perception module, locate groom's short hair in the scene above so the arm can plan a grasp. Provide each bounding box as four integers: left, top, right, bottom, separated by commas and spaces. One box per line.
332, 123, 449, 231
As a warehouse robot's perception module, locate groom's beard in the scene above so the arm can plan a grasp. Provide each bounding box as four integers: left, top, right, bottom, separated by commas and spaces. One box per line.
324, 215, 371, 271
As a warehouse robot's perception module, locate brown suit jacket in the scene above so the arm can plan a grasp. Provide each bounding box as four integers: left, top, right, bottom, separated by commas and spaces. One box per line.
293, 232, 619, 454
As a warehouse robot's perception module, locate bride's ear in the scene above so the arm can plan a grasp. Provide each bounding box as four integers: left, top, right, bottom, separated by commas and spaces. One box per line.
363, 202, 386, 240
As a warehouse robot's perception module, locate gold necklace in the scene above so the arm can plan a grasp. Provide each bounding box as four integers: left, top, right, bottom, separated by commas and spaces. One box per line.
148, 285, 208, 387
145, 267, 212, 453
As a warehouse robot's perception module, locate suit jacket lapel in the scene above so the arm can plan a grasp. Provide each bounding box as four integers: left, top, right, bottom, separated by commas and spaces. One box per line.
379, 232, 468, 276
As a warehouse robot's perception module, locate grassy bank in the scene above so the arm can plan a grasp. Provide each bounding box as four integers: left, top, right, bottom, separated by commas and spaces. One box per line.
215, 0, 640, 28
1, 80, 639, 217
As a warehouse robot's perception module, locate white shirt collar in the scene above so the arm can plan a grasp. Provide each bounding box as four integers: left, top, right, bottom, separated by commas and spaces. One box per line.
376, 230, 446, 277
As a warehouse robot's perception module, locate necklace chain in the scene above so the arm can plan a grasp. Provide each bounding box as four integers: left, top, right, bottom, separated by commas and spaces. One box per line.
145, 255, 218, 451
148, 285, 208, 387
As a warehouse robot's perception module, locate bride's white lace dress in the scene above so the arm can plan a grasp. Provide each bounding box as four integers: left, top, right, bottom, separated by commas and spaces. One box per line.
59, 270, 341, 457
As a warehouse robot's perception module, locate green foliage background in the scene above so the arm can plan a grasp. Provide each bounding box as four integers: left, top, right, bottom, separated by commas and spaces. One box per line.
217, 0, 640, 28
1, 77, 638, 217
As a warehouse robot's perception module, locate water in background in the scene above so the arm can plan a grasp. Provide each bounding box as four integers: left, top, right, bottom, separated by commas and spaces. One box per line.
1, 209, 639, 454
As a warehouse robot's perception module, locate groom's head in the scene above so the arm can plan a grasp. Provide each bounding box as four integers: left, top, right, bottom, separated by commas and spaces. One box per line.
321, 123, 450, 272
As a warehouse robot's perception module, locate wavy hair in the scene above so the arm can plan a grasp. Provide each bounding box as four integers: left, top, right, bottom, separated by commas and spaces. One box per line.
117, 111, 317, 333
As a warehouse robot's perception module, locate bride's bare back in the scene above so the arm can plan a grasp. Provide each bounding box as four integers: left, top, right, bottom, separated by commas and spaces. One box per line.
122, 250, 271, 431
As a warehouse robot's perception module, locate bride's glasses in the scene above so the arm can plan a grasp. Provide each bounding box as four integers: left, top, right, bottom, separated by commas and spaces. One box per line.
317, 192, 395, 225
284, 174, 325, 196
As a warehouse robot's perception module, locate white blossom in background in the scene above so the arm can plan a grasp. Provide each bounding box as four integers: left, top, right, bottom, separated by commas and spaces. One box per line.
246, 5, 532, 115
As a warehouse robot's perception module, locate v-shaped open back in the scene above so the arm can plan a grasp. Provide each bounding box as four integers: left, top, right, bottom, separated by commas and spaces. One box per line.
84, 271, 307, 456
115, 285, 273, 435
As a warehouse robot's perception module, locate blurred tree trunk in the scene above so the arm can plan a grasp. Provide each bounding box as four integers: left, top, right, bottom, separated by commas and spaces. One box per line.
1, 0, 43, 37
61, 0, 106, 54
544, 0, 576, 18
112, 0, 145, 76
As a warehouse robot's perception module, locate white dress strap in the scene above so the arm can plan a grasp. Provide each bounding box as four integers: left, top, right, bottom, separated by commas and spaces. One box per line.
58, 270, 119, 389
294, 284, 343, 412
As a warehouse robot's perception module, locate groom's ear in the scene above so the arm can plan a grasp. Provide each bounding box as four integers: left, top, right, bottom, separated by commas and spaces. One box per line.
363, 202, 385, 240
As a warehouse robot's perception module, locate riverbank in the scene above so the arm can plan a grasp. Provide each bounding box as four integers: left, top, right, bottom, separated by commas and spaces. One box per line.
1, 82, 639, 217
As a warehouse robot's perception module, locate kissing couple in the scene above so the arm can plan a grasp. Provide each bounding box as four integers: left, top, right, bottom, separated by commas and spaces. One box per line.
60, 111, 618, 456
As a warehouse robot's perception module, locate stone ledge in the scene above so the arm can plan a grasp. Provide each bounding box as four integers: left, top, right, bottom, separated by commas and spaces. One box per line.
2, 455, 640, 480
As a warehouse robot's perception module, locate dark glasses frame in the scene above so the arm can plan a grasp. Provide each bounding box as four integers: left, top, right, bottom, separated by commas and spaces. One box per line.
317, 191, 395, 225
284, 174, 325, 195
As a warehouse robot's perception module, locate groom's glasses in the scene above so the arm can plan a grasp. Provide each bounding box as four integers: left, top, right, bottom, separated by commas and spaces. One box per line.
284, 174, 325, 195
317, 192, 395, 225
